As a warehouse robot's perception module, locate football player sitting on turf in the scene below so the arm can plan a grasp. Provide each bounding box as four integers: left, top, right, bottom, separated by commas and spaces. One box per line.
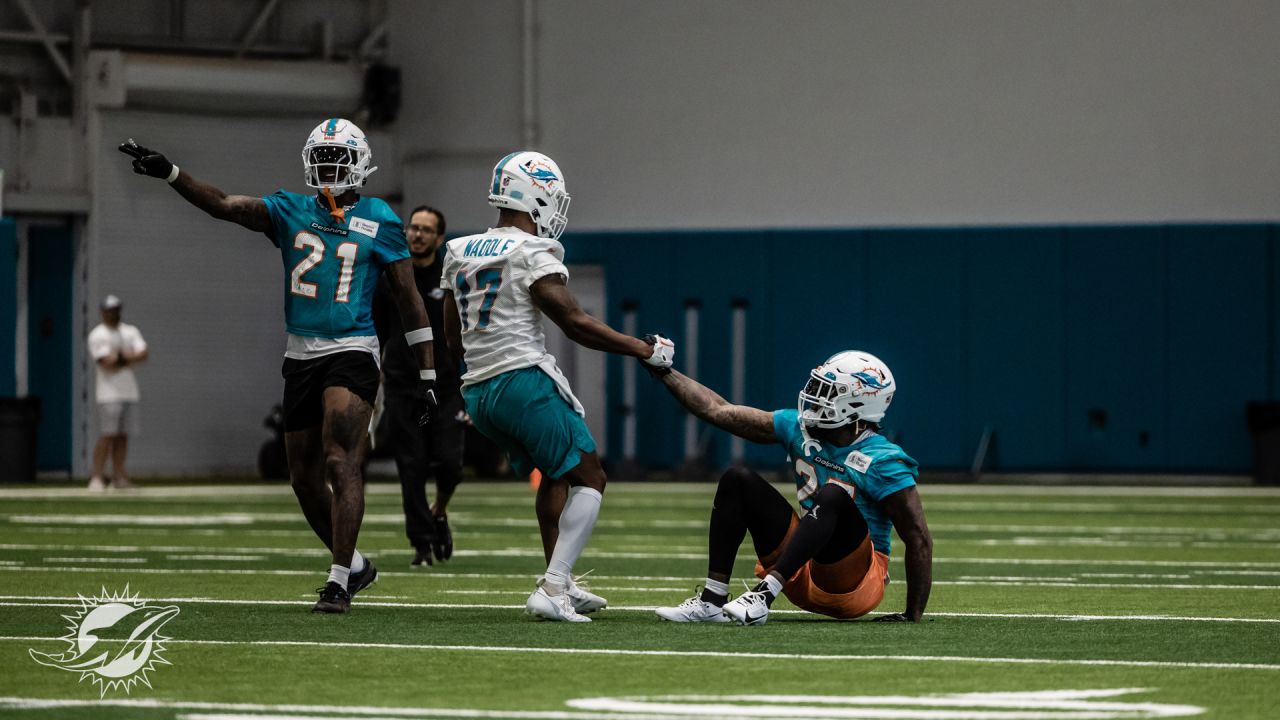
440, 151, 675, 622
650, 351, 932, 625
119, 119, 439, 614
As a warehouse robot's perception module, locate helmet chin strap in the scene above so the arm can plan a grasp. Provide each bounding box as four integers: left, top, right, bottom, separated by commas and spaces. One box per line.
799, 423, 821, 457
321, 187, 345, 223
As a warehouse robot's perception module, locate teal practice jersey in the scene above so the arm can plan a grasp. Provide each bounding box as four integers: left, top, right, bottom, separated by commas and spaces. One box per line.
262, 190, 409, 339
773, 408, 919, 555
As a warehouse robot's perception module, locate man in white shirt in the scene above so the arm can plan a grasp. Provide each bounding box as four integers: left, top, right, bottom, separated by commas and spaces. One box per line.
87, 295, 148, 490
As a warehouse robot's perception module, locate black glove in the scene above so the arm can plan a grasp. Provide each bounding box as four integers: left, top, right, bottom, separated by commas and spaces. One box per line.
638, 334, 673, 378
415, 380, 439, 427
118, 139, 175, 179
871, 612, 916, 623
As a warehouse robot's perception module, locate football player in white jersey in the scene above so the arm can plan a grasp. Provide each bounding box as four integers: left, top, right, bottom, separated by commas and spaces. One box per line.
441, 151, 675, 622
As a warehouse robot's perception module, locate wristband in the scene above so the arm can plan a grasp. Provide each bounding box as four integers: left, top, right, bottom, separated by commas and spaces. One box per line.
404, 327, 433, 345
165, 164, 180, 183
419, 369, 437, 381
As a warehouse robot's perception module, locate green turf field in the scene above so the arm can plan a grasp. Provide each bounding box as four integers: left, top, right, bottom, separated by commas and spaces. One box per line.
0, 480, 1277, 719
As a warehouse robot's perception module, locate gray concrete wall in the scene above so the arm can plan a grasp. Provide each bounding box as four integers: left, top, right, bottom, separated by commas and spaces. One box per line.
390, 1, 1280, 232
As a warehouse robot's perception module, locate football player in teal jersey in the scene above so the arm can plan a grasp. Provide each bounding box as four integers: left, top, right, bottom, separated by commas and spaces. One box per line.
119, 119, 438, 614
651, 350, 933, 625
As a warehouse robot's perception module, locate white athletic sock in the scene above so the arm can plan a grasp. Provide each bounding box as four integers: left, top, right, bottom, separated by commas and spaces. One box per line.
703, 578, 730, 598
544, 486, 603, 593
762, 573, 785, 598
350, 550, 367, 574
327, 564, 351, 590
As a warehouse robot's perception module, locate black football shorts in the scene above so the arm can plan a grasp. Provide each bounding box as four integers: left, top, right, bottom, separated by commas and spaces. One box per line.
281, 350, 380, 432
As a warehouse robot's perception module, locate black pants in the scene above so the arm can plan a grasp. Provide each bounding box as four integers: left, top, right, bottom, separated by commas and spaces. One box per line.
709, 467, 868, 579
385, 388, 466, 552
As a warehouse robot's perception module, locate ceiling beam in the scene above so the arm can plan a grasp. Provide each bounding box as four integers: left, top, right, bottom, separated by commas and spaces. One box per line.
14, 0, 73, 83
236, 0, 283, 58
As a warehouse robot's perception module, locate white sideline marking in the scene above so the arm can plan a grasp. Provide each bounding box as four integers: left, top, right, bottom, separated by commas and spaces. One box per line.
165, 554, 267, 562
933, 522, 1280, 538
5, 542, 1280, 570
937, 580, 1279, 590
440, 589, 691, 595
963, 537, 1280, 550
4, 636, 1277, 671
0, 697, 686, 720
1, 596, 1277, 623
0, 482, 1274, 500
568, 689, 1207, 719
4, 512, 705, 530
0, 689, 1214, 720
5, 563, 1275, 590
920, 485, 1277, 498
925, 500, 1280, 514
39, 556, 146, 564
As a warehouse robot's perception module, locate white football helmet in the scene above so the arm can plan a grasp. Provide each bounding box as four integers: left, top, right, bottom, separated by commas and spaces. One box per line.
798, 351, 896, 428
302, 118, 377, 191
487, 151, 570, 240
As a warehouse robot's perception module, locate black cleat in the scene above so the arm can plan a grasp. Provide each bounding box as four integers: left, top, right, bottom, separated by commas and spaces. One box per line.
348, 560, 378, 597
433, 514, 453, 562
410, 550, 433, 568
312, 582, 351, 613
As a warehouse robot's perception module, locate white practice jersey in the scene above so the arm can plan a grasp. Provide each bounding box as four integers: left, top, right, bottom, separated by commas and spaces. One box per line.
441, 226, 575, 389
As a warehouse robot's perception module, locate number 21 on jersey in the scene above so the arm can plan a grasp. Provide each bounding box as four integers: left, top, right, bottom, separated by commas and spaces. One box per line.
455, 266, 504, 330
290, 232, 358, 303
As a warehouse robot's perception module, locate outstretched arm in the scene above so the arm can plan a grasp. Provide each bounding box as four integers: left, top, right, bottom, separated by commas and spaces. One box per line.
658, 369, 777, 444
119, 140, 271, 232
878, 485, 933, 622
170, 172, 272, 232
530, 274, 652, 359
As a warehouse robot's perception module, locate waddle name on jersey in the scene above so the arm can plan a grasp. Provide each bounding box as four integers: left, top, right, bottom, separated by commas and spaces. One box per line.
464, 237, 515, 258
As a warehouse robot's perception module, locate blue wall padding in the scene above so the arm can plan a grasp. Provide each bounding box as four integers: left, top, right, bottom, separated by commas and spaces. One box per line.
563, 224, 1278, 473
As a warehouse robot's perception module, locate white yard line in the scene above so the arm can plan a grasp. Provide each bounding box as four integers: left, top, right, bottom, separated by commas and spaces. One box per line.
8, 565, 1279, 589
0, 688, 1223, 720
3, 513, 706, 530
7, 542, 1280, 567
931, 523, 1280, 537
2, 482, 1277, 500
39, 556, 147, 564
2, 637, 1276, 671
922, 501, 1280, 514
936, 580, 1279, 590
165, 554, 268, 562
1, 596, 1277, 623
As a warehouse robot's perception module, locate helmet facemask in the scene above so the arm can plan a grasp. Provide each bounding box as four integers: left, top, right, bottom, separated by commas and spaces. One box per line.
798, 371, 859, 429
303, 144, 371, 192
532, 190, 571, 241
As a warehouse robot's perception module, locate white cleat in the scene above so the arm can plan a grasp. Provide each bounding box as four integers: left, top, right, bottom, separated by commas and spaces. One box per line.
655, 593, 730, 623
87, 476, 107, 492
722, 589, 771, 626
567, 580, 608, 614
526, 578, 591, 623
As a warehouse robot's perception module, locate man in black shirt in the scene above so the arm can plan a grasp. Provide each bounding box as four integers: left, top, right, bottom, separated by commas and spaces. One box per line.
373, 205, 464, 566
